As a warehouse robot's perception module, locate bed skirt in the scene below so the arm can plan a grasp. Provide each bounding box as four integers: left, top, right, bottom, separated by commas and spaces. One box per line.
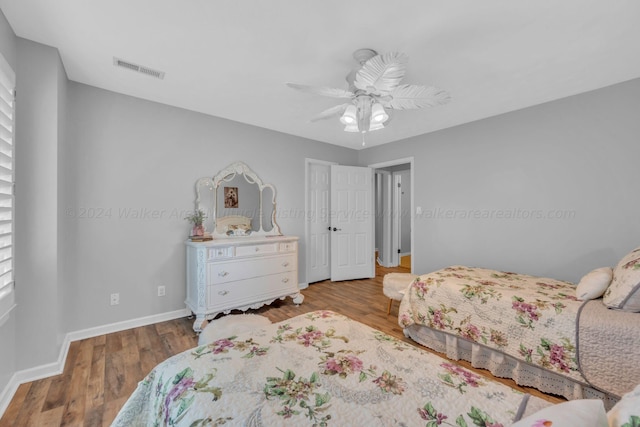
404, 324, 619, 410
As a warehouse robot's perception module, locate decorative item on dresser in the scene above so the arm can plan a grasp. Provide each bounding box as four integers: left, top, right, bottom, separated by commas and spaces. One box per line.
185, 208, 207, 237
185, 161, 303, 332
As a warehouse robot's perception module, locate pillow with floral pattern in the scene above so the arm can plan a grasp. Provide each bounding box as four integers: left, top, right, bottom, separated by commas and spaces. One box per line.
512, 399, 607, 427
603, 247, 640, 311
608, 383, 640, 427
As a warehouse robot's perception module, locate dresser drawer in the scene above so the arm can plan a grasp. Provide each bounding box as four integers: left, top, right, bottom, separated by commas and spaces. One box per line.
208, 246, 233, 260
208, 271, 298, 310
208, 254, 296, 285
235, 242, 279, 257
279, 241, 297, 253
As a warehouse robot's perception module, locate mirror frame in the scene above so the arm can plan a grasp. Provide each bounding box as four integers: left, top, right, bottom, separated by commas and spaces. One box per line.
195, 161, 281, 238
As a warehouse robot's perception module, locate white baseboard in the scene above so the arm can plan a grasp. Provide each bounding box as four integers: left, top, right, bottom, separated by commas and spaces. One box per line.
0, 374, 18, 420
66, 308, 190, 343
0, 308, 190, 418
298, 282, 309, 290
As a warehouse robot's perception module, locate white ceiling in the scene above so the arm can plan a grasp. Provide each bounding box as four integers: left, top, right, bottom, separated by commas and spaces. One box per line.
1, 0, 639, 150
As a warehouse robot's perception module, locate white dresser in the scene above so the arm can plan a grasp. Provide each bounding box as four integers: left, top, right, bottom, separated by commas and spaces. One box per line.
185, 235, 303, 332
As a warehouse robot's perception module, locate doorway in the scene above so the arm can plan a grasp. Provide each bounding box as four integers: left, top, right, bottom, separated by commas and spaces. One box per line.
369, 158, 413, 273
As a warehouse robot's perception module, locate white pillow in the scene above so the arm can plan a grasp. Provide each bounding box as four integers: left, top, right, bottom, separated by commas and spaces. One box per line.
603, 247, 640, 311
576, 267, 613, 300
512, 399, 607, 427
607, 383, 640, 427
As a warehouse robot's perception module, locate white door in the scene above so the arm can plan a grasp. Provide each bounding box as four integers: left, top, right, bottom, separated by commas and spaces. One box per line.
306, 162, 331, 283
391, 172, 402, 266
375, 170, 392, 267
330, 165, 375, 281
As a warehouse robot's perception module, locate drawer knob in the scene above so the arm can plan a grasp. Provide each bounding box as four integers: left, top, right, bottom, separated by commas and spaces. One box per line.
255, 247, 260, 252
282, 261, 289, 267
282, 277, 289, 283
218, 271, 229, 277
218, 290, 229, 296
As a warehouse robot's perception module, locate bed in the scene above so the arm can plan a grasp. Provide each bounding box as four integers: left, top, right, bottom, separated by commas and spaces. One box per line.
111, 310, 556, 426
399, 259, 640, 407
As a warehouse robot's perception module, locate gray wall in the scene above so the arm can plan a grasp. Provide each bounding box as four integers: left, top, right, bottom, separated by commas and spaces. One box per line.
358, 78, 640, 282
14, 38, 68, 369
0, 7, 16, 398
62, 82, 357, 332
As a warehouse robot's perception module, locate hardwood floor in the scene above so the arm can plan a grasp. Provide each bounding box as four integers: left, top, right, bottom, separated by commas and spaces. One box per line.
400, 254, 411, 269
0, 264, 564, 426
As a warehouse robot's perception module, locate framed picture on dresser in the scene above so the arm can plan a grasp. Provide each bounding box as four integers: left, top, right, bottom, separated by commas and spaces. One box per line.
224, 186, 238, 208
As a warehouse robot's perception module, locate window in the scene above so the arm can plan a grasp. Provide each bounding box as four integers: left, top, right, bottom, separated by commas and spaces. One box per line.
0, 52, 15, 327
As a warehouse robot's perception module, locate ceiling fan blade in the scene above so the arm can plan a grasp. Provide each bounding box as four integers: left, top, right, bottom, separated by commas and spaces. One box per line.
387, 84, 451, 110
354, 52, 408, 95
309, 103, 350, 122
286, 83, 354, 99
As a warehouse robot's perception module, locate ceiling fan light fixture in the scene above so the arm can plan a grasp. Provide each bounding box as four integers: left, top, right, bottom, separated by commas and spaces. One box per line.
344, 121, 385, 133
340, 104, 357, 125
368, 122, 385, 131
371, 102, 389, 123
286, 48, 451, 142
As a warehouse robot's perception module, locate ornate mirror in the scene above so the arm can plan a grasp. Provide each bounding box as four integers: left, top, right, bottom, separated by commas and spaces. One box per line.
195, 162, 281, 238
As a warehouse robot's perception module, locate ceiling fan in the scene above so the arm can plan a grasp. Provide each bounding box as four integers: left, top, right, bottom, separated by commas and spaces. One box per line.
287, 48, 451, 134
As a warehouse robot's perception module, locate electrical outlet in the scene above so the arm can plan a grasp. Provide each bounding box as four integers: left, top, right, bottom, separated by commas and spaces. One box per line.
157, 285, 166, 297
110, 293, 120, 305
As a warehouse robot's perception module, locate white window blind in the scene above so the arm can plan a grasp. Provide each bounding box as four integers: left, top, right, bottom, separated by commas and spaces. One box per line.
0, 52, 15, 327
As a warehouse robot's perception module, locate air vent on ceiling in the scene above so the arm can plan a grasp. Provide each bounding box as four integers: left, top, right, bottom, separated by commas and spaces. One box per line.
113, 57, 165, 80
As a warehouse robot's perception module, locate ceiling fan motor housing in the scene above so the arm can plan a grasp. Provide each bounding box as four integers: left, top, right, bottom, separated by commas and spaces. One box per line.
356, 96, 372, 132
353, 48, 378, 65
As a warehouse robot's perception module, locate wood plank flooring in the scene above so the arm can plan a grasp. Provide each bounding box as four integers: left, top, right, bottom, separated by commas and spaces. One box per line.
0, 265, 564, 426
400, 254, 411, 269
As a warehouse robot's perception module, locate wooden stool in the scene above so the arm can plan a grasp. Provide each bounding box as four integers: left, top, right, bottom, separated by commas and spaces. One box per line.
382, 273, 419, 314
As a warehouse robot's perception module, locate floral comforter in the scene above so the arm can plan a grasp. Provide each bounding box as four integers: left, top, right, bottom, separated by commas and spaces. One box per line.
112, 310, 536, 426
399, 266, 585, 383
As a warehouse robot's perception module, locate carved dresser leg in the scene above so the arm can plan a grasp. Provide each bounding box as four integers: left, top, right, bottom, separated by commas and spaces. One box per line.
193, 315, 207, 333
291, 292, 304, 305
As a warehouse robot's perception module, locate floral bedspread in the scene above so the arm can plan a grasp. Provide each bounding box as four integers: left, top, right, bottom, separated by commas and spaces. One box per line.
112, 310, 534, 426
399, 266, 585, 383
